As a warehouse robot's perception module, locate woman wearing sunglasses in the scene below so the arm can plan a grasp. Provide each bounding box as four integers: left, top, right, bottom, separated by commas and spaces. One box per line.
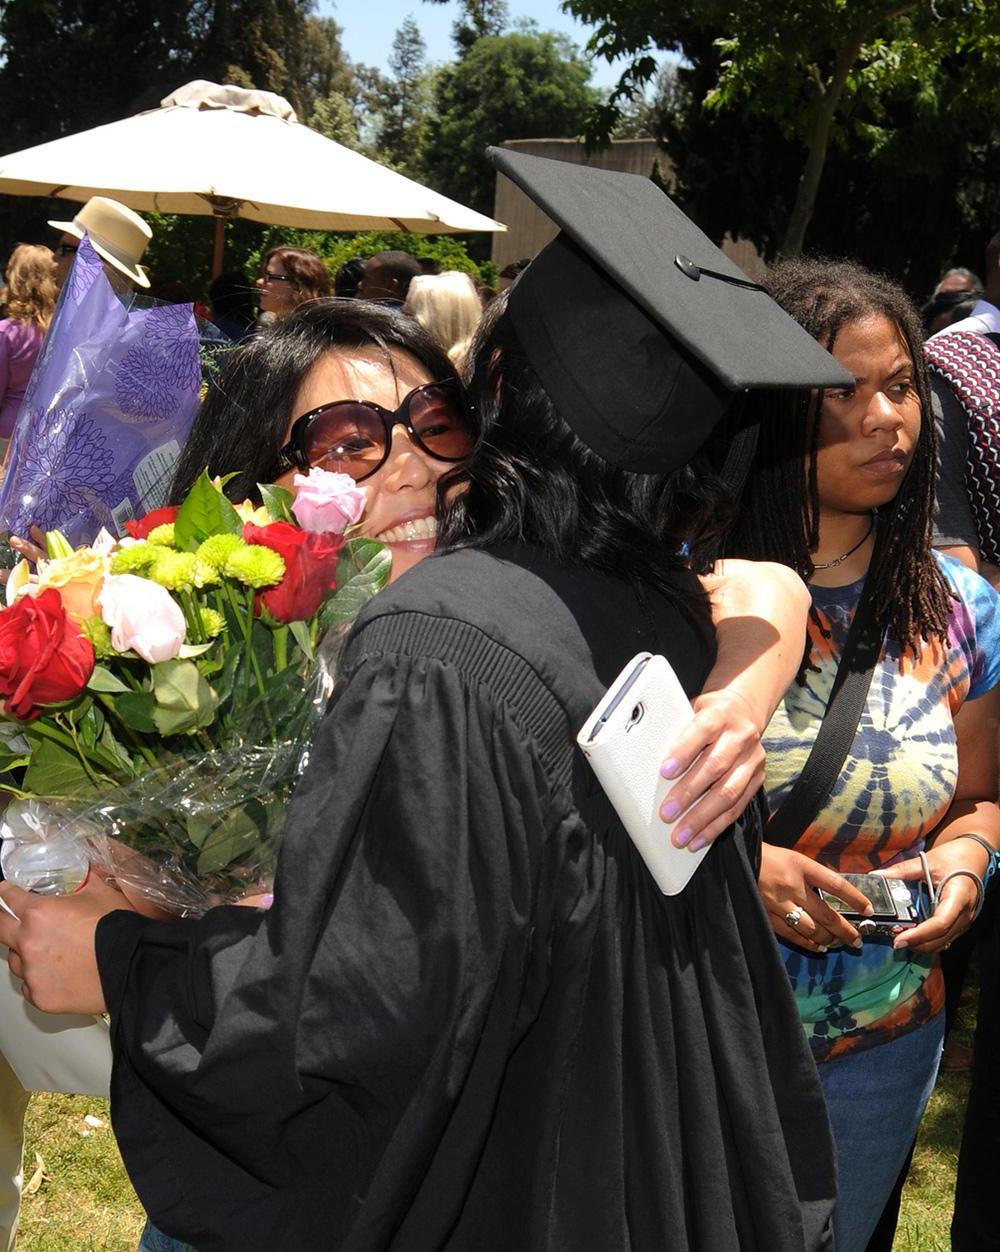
0, 140, 848, 1248
255, 246, 331, 322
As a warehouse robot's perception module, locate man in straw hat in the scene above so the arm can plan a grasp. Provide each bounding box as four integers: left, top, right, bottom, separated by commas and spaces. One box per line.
48, 196, 151, 293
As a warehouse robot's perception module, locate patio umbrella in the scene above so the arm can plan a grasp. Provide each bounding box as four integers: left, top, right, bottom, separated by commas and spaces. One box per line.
0, 80, 505, 274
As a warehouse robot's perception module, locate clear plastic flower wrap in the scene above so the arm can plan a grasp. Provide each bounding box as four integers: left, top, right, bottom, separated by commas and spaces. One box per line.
1, 632, 342, 916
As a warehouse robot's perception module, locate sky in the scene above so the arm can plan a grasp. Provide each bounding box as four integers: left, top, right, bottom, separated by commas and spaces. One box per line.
318, 0, 638, 89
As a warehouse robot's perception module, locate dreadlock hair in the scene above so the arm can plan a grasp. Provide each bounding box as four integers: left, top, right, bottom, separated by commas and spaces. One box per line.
724, 255, 952, 661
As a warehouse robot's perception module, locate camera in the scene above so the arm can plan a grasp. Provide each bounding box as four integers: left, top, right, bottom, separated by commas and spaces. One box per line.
818, 872, 921, 938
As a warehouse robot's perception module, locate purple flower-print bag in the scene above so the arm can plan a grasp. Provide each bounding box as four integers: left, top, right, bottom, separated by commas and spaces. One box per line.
0, 236, 200, 545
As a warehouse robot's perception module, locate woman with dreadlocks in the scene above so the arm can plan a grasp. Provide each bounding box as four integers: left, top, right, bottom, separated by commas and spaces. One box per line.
725, 257, 1000, 1252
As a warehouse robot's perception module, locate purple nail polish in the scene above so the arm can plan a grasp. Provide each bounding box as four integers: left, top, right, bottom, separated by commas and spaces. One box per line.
688, 835, 707, 853
260, 893, 274, 910
661, 800, 681, 822
673, 825, 693, 847
660, 757, 679, 779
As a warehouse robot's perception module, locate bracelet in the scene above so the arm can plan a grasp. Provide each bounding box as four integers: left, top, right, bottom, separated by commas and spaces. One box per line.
956, 833, 1000, 889
938, 868, 986, 922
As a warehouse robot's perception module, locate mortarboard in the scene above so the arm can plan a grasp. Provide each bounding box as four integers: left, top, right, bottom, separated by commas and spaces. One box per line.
488, 146, 852, 474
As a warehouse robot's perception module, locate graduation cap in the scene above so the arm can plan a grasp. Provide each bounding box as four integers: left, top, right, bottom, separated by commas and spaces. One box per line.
488, 146, 852, 474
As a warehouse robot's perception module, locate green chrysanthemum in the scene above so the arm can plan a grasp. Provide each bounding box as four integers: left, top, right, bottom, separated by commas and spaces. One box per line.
109, 542, 162, 574
80, 617, 114, 659
147, 550, 202, 593
199, 607, 227, 639
224, 545, 285, 589
146, 522, 177, 547
197, 533, 246, 572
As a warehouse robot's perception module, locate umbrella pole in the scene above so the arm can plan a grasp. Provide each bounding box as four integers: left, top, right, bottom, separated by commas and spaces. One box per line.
212, 215, 225, 279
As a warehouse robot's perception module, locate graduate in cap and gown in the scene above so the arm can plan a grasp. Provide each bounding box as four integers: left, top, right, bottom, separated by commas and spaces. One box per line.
0, 149, 855, 1251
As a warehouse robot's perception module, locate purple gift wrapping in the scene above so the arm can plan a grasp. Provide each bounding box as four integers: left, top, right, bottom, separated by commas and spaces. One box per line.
0, 235, 201, 546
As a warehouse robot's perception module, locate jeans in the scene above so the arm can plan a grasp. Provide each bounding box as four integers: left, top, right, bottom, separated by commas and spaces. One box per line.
818, 1012, 944, 1252
137, 1221, 197, 1252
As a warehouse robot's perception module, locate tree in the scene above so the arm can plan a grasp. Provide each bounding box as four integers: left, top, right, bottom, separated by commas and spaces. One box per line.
362, 17, 434, 178
565, 0, 1000, 257
423, 0, 510, 54
424, 29, 598, 219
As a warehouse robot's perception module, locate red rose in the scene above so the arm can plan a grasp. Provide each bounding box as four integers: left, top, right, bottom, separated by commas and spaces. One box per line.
0, 589, 95, 720
124, 506, 180, 540
243, 521, 344, 623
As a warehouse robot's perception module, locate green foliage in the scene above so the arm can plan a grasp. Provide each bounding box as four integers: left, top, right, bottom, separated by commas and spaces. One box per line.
567, 0, 1000, 281
359, 17, 435, 180
175, 469, 243, 551
319, 538, 394, 630
424, 30, 598, 218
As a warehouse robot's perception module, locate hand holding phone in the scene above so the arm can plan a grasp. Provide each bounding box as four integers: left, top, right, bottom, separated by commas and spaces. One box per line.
578, 653, 709, 895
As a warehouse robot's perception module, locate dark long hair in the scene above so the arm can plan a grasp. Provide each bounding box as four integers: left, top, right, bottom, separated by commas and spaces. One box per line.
171, 299, 460, 504
439, 295, 735, 612
724, 256, 951, 655
262, 246, 331, 310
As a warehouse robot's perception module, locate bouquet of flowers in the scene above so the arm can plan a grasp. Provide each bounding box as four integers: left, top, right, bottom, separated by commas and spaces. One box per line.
0, 467, 390, 915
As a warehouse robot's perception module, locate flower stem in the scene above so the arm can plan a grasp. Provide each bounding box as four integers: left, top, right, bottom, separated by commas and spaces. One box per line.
273, 625, 288, 671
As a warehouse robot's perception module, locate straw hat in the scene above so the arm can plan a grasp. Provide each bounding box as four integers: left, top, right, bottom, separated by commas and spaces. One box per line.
48, 196, 152, 288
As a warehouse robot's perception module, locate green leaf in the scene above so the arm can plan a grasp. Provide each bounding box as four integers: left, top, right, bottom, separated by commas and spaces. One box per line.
151, 659, 219, 733
87, 666, 131, 694
115, 691, 158, 733
190, 800, 268, 875
178, 642, 215, 658
174, 469, 243, 552
258, 483, 295, 523
211, 644, 243, 707
77, 703, 105, 750
319, 538, 392, 630
23, 736, 99, 797
288, 618, 314, 660
0, 750, 30, 775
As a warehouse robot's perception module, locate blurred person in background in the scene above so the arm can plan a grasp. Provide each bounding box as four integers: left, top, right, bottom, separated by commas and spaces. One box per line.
333, 257, 365, 299
0, 244, 56, 453
48, 197, 151, 295
356, 249, 420, 307
933, 267, 983, 298
922, 290, 980, 338
209, 271, 256, 343
405, 270, 483, 365
498, 258, 530, 292
256, 246, 331, 323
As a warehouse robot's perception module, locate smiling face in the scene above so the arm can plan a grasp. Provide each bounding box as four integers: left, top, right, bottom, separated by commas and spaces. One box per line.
278, 347, 461, 582
813, 313, 921, 521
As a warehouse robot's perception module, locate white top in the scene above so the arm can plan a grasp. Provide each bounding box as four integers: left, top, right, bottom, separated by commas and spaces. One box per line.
931, 298, 1000, 340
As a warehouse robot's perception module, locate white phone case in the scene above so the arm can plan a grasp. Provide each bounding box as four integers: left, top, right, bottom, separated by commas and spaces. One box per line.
577, 652, 709, 895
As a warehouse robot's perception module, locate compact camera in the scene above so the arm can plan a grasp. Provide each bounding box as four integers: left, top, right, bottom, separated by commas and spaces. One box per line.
818, 872, 922, 938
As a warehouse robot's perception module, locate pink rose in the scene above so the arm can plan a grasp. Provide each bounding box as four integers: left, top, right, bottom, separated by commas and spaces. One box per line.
290, 468, 366, 535
99, 574, 186, 664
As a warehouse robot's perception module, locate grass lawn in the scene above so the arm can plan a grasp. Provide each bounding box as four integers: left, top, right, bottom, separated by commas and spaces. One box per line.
15, 1022, 975, 1250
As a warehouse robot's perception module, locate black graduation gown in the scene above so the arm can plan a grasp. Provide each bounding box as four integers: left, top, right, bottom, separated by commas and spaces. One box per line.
96, 547, 836, 1251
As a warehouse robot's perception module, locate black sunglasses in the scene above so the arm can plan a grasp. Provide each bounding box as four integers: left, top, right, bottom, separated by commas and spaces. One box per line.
57, 243, 78, 257
260, 271, 293, 282
279, 379, 475, 483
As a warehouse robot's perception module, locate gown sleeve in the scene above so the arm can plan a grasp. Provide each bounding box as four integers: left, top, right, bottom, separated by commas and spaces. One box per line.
95, 647, 556, 1250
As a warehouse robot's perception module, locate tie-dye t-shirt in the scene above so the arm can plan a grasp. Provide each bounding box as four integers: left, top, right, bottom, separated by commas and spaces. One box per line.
762, 553, 1000, 1062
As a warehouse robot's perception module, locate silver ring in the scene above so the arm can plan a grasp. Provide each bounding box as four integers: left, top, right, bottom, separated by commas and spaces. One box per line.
784, 907, 803, 928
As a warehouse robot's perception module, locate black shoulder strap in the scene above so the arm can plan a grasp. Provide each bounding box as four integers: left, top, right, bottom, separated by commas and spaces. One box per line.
764, 567, 885, 849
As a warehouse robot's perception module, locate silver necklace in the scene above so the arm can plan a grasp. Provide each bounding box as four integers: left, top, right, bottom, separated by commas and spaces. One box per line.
812, 516, 874, 571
